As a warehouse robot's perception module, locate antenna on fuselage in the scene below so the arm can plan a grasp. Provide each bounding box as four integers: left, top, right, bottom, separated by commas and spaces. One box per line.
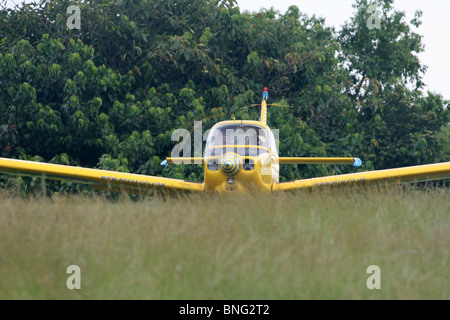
261, 87, 268, 125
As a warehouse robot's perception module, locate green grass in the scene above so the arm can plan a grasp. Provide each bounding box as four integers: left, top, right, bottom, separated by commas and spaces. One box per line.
0, 186, 448, 299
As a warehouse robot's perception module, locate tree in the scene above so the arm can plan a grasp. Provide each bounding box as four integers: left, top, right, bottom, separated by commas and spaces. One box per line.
339, 0, 449, 169
0, 0, 448, 195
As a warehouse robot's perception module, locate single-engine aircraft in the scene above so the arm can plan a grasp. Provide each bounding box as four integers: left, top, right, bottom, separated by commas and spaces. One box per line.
0, 88, 449, 196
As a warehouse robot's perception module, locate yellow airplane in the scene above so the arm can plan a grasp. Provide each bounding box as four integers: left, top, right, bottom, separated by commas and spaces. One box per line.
0, 88, 449, 196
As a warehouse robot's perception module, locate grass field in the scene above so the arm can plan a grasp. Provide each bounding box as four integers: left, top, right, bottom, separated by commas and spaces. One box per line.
0, 186, 448, 300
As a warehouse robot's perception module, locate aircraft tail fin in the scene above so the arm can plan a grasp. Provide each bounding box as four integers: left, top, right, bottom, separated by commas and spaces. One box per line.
261, 87, 268, 124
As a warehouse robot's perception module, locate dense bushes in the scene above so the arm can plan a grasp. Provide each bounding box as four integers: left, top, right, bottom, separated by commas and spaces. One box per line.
0, 0, 448, 193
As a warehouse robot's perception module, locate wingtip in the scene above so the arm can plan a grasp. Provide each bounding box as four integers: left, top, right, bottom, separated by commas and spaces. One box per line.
353, 158, 362, 167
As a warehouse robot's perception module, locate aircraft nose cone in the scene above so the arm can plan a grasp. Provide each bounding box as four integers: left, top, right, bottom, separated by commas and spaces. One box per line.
220, 153, 241, 176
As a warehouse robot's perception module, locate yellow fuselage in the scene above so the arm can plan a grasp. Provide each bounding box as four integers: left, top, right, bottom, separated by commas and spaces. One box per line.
203, 120, 278, 196
204, 151, 273, 195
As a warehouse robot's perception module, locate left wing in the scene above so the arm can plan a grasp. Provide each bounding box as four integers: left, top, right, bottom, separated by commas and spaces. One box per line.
0, 157, 204, 194
272, 162, 450, 191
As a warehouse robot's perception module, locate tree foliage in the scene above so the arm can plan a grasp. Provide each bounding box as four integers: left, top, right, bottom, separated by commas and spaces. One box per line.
0, 0, 448, 194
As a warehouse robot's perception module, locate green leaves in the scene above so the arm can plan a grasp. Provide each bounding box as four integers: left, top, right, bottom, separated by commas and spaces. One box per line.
0, 0, 448, 195
340, 0, 426, 92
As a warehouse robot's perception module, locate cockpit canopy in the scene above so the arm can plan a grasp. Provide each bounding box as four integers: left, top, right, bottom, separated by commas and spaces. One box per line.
205, 122, 273, 157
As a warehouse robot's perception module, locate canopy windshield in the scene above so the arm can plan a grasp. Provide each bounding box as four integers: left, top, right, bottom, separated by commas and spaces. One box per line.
205, 123, 271, 157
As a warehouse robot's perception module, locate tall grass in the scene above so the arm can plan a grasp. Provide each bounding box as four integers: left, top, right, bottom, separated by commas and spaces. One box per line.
0, 186, 448, 299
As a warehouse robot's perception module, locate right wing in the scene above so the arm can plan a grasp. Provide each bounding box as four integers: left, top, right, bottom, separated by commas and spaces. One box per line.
0, 157, 204, 194
272, 162, 450, 191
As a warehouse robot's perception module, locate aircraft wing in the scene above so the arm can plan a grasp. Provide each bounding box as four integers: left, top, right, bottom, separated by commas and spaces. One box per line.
0, 157, 204, 194
272, 162, 450, 191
